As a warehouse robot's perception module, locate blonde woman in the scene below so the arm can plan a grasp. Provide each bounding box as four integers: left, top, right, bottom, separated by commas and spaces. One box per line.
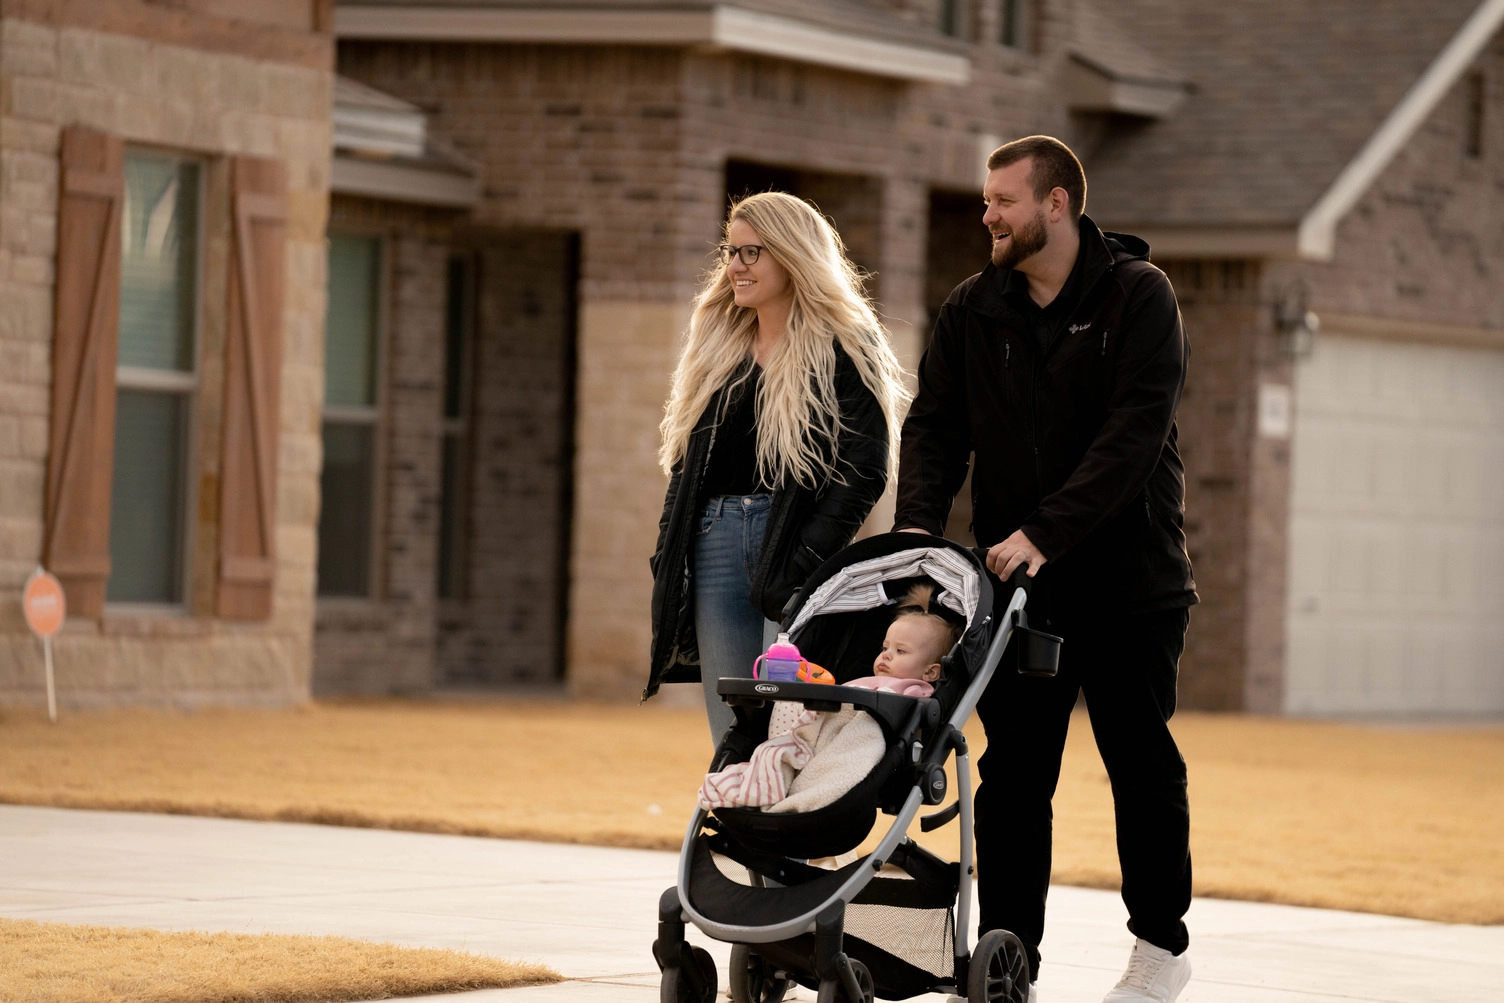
646, 192, 911, 743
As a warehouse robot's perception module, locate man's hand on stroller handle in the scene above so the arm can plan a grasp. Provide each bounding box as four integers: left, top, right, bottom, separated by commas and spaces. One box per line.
987, 529, 1045, 579
895, 525, 1044, 578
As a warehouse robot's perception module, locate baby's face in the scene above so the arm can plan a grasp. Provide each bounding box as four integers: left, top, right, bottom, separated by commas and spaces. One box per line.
874, 617, 944, 683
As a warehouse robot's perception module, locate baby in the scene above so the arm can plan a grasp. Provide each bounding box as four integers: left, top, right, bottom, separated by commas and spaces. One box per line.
698, 581, 964, 812
867, 581, 963, 692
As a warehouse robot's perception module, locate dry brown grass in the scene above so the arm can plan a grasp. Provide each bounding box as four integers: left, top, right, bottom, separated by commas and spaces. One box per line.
0, 916, 558, 1003
0, 700, 1500, 925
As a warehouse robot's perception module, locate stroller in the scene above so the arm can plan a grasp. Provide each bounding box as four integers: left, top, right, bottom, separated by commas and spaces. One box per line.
653, 532, 1062, 1003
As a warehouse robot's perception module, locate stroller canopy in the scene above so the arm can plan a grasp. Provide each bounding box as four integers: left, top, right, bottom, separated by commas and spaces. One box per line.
787, 544, 981, 635
784, 533, 996, 694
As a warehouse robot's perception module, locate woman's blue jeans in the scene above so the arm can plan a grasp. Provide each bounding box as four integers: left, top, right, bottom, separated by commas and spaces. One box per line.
693, 494, 780, 746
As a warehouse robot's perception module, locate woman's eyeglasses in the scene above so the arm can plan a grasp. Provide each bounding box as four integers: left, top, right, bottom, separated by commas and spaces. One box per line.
717, 243, 764, 265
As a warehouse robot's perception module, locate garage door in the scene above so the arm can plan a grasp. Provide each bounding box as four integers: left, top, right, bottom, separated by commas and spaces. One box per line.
1285, 333, 1504, 715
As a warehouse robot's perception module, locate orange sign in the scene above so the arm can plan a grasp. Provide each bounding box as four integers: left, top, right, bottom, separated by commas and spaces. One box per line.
23, 568, 65, 638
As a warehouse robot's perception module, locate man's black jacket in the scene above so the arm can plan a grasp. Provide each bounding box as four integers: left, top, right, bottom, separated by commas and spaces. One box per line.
896, 215, 1197, 621
646, 345, 889, 700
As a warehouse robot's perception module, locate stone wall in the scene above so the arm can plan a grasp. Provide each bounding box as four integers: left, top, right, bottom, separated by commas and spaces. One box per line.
0, 9, 331, 708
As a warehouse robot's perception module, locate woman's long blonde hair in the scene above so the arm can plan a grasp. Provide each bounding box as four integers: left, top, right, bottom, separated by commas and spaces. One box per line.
658, 192, 910, 489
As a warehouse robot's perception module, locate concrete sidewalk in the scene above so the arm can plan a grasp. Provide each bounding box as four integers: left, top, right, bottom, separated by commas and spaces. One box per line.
1, 805, 1500, 1002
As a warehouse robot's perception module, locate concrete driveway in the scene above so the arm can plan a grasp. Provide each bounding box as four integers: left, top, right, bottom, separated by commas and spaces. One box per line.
1, 804, 1500, 1001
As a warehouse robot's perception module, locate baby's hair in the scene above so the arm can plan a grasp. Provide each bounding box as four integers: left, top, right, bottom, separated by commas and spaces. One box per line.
894, 581, 963, 655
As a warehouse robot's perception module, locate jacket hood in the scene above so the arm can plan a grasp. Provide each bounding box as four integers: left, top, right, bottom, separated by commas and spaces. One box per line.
1099, 226, 1151, 263
956, 214, 1151, 320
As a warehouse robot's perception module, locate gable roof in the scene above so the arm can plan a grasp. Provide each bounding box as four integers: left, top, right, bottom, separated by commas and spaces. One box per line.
1084, 0, 1497, 256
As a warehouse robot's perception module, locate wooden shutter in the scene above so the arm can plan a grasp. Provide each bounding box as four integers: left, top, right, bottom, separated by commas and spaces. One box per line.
44, 127, 124, 618
217, 155, 288, 619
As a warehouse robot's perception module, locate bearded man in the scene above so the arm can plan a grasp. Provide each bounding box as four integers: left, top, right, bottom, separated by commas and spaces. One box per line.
896, 135, 1198, 1003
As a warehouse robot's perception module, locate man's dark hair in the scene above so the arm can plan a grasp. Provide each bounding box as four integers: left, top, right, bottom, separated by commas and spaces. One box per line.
986, 135, 1087, 223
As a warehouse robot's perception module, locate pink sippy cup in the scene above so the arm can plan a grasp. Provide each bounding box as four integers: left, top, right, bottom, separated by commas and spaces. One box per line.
754, 633, 803, 681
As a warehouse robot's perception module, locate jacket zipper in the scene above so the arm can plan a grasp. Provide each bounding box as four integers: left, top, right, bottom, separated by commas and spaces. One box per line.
1030, 353, 1042, 493
1030, 267, 1112, 496
684, 407, 719, 579
1005, 340, 1011, 369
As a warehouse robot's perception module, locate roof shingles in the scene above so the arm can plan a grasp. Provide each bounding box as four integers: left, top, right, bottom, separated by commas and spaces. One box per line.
1083, 0, 1483, 228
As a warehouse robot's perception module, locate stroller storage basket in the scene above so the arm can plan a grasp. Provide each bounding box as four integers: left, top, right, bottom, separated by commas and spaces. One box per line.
689, 836, 961, 998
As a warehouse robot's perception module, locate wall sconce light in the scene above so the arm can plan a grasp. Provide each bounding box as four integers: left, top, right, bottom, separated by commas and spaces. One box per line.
1275, 282, 1320, 359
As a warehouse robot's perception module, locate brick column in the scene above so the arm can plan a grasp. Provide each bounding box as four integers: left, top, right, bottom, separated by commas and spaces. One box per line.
1165, 259, 1280, 711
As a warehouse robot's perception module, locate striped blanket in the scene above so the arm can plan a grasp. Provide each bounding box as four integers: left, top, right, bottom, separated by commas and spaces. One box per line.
698, 676, 933, 813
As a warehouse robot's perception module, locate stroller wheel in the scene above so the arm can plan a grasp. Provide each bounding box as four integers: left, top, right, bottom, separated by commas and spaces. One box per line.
660, 944, 718, 1003
815, 958, 873, 1003
968, 929, 1031, 1002
728, 943, 792, 1003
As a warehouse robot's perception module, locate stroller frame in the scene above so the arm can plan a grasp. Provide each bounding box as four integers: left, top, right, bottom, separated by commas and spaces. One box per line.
655, 542, 1057, 1003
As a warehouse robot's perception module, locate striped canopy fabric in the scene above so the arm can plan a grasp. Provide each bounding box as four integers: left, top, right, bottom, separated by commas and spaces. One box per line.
787, 545, 981, 638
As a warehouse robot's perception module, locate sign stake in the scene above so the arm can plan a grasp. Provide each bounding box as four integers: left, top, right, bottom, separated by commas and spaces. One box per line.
44, 636, 56, 724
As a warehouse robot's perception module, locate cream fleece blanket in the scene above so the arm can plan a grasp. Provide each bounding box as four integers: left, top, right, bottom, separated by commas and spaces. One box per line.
698, 676, 932, 813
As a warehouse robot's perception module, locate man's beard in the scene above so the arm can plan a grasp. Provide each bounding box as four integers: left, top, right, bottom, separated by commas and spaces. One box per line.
990, 208, 1049, 270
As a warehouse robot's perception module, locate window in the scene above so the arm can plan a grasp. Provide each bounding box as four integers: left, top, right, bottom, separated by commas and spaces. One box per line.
939, 0, 961, 37
1465, 70, 1485, 159
436, 254, 474, 600
999, 0, 1029, 50
108, 150, 201, 606
317, 233, 382, 598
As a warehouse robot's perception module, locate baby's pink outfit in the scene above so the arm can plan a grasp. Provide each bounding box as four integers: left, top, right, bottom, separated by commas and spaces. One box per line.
698, 675, 934, 811
841, 676, 936, 698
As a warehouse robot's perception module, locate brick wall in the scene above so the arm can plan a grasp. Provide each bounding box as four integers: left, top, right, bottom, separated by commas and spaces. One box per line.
1158, 260, 1284, 711
331, 28, 1080, 700
312, 196, 459, 695
0, 12, 331, 708
438, 230, 578, 687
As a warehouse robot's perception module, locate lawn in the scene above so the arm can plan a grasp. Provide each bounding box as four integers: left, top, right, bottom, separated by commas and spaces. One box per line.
0, 917, 558, 1003
1, 699, 1500, 925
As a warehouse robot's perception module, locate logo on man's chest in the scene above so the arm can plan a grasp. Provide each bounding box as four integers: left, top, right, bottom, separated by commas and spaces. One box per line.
1067, 322, 1092, 334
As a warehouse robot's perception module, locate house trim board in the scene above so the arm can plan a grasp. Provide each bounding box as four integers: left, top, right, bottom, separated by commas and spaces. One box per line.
1317, 311, 1504, 352
331, 154, 479, 209
333, 4, 971, 85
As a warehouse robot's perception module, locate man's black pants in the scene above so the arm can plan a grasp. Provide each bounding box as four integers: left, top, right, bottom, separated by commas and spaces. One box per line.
974, 605, 1192, 978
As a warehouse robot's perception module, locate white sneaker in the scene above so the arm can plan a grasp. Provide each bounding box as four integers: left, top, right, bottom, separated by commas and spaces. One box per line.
1102, 939, 1190, 1002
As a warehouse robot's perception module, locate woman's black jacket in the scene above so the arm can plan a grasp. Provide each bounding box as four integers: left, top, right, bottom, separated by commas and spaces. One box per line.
645, 346, 888, 701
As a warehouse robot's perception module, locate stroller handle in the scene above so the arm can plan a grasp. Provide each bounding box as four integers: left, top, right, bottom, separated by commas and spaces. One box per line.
1001, 563, 1034, 596
977, 553, 1035, 601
